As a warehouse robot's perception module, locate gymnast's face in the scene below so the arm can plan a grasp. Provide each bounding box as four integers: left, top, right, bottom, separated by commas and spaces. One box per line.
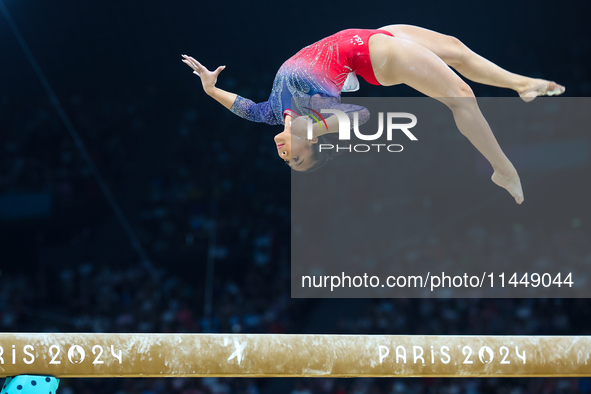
274, 119, 317, 171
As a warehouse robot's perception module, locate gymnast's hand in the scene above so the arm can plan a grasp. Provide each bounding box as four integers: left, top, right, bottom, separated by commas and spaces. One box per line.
182, 55, 226, 96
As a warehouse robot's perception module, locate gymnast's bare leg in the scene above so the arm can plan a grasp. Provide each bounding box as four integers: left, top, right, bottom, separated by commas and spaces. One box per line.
368, 31, 541, 204
378, 25, 565, 101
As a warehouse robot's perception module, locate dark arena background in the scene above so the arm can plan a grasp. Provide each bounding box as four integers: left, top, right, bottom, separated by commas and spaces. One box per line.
1, 0, 591, 393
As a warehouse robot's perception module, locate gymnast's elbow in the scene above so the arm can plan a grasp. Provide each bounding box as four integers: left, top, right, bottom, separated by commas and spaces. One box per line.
356, 107, 371, 125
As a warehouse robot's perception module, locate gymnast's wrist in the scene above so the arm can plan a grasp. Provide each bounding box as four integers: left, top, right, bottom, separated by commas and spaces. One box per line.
205, 86, 217, 97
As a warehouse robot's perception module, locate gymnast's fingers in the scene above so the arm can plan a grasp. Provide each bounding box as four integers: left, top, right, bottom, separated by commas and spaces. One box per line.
181, 58, 195, 70
188, 57, 205, 69
181, 55, 201, 70
181, 57, 200, 72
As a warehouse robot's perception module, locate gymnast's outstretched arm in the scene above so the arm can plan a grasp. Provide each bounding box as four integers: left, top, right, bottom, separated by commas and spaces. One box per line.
182, 55, 280, 125
182, 55, 235, 108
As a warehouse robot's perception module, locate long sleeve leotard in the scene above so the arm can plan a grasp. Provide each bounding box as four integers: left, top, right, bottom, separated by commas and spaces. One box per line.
229, 29, 394, 127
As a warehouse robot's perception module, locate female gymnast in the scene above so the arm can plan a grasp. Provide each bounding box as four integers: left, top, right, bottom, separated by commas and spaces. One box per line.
182, 25, 565, 204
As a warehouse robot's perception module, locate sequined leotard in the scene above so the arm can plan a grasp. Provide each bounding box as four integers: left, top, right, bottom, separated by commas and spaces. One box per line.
229, 29, 394, 126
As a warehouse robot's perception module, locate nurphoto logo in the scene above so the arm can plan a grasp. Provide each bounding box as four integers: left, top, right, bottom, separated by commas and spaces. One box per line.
304, 109, 418, 153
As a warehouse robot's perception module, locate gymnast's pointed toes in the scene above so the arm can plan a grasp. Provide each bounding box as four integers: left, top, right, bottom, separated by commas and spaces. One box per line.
519, 80, 566, 102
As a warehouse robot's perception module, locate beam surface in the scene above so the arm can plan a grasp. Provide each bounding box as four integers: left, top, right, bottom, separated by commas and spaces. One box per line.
0, 334, 590, 378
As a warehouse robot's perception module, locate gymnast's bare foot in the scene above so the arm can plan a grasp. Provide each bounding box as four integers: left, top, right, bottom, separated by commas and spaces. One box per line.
492, 168, 524, 204
518, 79, 565, 102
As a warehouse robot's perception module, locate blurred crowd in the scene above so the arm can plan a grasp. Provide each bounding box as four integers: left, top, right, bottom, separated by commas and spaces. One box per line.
2, 221, 591, 394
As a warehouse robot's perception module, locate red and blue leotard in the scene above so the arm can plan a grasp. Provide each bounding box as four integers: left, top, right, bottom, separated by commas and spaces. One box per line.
229, 29, 394, 126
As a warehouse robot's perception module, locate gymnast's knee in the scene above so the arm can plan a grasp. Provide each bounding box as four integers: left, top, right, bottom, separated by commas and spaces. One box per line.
455, 82, 474, 98
442, 82, 476, 109
443, 36, 470, 67
445, 80, 474, 100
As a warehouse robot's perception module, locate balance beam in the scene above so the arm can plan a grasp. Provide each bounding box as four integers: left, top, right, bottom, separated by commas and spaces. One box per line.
0, 333, 590, 378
